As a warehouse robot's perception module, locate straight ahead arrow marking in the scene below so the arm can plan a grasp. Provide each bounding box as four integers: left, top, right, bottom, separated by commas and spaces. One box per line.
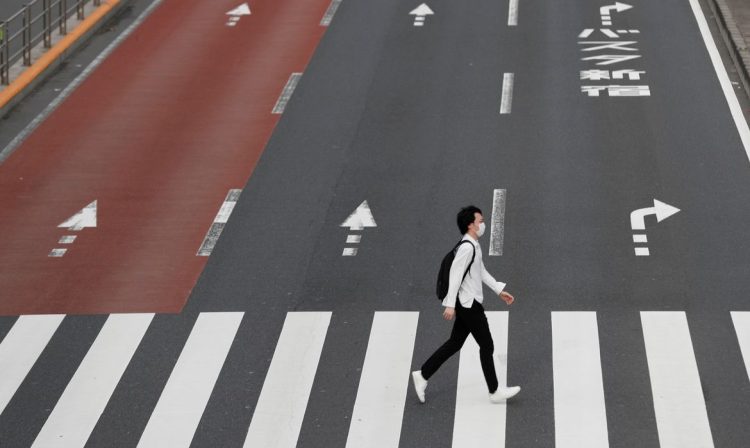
58, 201, 97, 231
341, 201, 377, 231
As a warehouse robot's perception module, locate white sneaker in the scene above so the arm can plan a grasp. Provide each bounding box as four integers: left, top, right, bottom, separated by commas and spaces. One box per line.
489, 386, 521, 403
412, 370, 428, 403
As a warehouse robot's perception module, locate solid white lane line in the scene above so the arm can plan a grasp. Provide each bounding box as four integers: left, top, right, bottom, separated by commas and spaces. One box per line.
0, 315, 65, 416
197, 189, 242, 256
32, 314, 154, 448
641, 312, 715, 448
345, 312, 418, 448
272, 73, 303, 114
243, 312, 331, 448
731, 312, 750, 383
552, 312, 609, 448
138, 312, 243, 448
0, 0, 167, 163
453, 312, 509, 447
687, 0, 750, 164
489, 189, 506, 256
500, 73, 515, 115
320, 0, 343, 26
507, 0, 518, 26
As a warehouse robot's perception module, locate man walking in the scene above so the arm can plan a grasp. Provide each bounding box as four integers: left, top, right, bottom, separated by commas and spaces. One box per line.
412, 205, 520, 403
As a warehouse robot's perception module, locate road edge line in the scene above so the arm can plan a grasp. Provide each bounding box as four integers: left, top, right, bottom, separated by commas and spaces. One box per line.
688, 0, 750, 166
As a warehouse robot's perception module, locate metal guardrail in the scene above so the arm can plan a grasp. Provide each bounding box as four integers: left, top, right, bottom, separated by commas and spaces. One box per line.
0, 0, 102, 85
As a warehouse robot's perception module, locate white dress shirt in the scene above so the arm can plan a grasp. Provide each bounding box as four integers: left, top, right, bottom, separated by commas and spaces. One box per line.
441, 234, 506, 309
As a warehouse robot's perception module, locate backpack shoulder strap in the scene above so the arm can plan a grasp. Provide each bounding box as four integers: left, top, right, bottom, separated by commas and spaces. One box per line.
455, 240, 476, 282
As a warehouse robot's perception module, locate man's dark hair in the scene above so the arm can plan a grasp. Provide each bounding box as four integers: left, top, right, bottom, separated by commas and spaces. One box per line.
457, 205, 482, 235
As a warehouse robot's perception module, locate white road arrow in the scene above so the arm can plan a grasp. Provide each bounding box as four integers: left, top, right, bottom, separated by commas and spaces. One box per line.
341, 201, 377, 231
58, 200, 98, 231
600, 2, 633, 15
410, 3, 434, 27
226, 3, 251, 26
227, 3, 251, 16
630, 199, 680, 230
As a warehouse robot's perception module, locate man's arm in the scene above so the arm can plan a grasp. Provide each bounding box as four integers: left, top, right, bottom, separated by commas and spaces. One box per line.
441, 243, 473, 309
481, 263, 515, 304
481, 263, 506, 295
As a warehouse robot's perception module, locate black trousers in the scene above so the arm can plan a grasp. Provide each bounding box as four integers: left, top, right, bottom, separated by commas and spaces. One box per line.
421, 300, 498, 393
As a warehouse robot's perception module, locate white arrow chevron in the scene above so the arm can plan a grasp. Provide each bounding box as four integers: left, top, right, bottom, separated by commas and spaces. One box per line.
58, 200, 98, 231
600, 2, 632, 16
630, 199, 680, 231
341, 201, 376, 231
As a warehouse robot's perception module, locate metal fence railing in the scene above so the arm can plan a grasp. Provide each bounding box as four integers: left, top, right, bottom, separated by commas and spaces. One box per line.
0, 0, 102, 85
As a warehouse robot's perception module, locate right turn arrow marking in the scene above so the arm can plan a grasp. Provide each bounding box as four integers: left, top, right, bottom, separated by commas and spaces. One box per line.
630, 199, 680, 256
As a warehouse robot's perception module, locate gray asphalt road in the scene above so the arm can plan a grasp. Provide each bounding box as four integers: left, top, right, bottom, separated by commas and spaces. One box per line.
3, 0, 750, 446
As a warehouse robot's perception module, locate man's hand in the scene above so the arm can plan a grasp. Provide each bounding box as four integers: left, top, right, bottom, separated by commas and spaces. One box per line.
500, 291, 515, 305
443, 307, 455, 320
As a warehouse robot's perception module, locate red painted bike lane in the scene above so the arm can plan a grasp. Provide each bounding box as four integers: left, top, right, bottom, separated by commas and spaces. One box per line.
0, 0, 332, 315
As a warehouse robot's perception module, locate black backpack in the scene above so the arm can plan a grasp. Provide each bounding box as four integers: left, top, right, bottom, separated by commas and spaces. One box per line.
436, 240, 475, 301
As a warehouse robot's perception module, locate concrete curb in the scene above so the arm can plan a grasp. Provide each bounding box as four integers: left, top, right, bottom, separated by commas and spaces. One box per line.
707, 0, 750, 96
0, 0, 130, 118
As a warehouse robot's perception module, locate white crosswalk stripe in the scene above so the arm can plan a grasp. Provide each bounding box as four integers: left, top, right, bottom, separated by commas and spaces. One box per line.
641, 311, 715, 448
552, 311, 609, 448
138, 312, 243, 448
4, 310, 750, 447
243, 312, 331, 448
0, 315, 64, 416
453, 311, 510, 447
345, 312, 419, 448
32, 314, 154, 448
731, 312, 750, 383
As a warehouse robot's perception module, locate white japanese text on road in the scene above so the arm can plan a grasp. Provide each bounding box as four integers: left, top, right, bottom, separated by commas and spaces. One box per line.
579, 3, 651, 98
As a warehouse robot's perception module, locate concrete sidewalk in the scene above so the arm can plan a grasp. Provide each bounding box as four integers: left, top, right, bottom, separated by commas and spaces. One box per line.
711, 0, 750, 92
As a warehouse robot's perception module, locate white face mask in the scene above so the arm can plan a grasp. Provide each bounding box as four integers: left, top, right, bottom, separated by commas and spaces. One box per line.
476, 222, 486, 238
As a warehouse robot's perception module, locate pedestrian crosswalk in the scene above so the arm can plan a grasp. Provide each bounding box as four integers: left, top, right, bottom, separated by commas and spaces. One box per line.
244, 312, 330, 448
453, 312, 509, 447
139, 312, 242, 447
1, 310, 750, 447
552, 312, 608, 448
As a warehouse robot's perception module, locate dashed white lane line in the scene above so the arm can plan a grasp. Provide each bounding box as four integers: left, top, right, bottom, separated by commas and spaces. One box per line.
489, 189, 506, 256
272, 73, 303, 114
508, 0, 519, 26
500, 73, 514, 115
197, 189, 242, 256
321, 0, 343, 26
